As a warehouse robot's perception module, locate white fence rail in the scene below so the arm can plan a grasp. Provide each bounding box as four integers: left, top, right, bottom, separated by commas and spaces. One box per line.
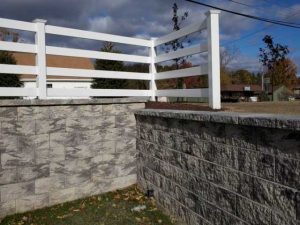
0, 10, 221, 109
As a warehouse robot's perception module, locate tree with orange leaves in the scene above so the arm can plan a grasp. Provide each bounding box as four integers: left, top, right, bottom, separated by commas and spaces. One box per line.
265, 58, 297, 90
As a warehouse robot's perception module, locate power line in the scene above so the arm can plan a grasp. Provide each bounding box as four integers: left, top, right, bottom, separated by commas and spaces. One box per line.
190, 0, 300, 26
222, 26, 275, 47
222, 0, 264, 31
185, 0, 300, 28
223, 9, 300, 46
228, 0, 255, 8
225, 0, 300, 26
228, 0, 300, 26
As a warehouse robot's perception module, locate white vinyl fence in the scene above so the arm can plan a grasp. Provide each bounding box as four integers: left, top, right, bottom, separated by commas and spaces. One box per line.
0, 10, 221, 109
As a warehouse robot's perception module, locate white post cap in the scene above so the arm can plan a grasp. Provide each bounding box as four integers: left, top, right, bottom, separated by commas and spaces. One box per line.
205, 10, 221, 16
33, 19, 47, 23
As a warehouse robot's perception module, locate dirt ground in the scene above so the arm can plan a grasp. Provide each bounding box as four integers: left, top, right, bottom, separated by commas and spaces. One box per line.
146, 101, 300, 116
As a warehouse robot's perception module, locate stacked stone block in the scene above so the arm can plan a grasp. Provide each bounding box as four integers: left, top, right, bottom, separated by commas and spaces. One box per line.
0, 99, 144, 219
135, 110, 300, 225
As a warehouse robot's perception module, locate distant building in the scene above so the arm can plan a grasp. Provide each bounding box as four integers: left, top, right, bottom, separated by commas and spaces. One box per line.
221, 84, 262, 102
271, 85, 294, 101
294, 85, 300, 95
293, 80, 300, 99
13, 52, 94, 99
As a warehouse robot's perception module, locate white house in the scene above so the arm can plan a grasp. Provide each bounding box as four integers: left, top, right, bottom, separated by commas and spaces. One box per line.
13, 52, 93, 99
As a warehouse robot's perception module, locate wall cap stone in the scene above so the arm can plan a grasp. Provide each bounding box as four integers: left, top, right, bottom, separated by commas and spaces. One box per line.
135, 109, 300, 131
0, 97, 149, 107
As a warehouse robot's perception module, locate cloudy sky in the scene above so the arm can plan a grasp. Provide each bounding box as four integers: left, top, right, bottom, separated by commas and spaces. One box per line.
1, 0, 299, 75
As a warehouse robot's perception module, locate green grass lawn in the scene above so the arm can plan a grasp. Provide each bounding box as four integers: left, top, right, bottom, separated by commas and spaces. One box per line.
0, 185, 176, 225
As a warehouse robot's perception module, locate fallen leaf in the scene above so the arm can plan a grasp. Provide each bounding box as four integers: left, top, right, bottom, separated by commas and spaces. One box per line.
114, 194, 121, 199
148, 207, 157, 211
56, 213, 72, 219
80, 202, 86, 209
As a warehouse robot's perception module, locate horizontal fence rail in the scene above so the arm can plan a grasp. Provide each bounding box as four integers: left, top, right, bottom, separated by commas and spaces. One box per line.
47, 89, 151, 97
154, 44, 208, 63
46, 25, 152, 47
154, 20, 207, 47
0, 42, 37, 53
0, 10, 221, 109
0, 64, 37, 74
155, 65, 208, 80
0, 18, 36, 32
46, 46, 151, 63
47, 67, 151, 80
156, 88, 209, 98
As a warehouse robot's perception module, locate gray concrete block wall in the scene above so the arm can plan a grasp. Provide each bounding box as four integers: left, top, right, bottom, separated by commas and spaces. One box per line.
135, 110, 300, 225
0, 99, 145, 219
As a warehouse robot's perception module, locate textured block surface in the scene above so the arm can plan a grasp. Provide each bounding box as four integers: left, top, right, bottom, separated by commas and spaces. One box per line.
0, 99, 145, 219
135, 110, 300, 225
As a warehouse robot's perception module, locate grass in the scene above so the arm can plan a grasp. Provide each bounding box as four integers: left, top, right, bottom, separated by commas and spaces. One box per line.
147, 101, 300, 115
186, 101, 300, 115
0, 185, 176, 225
222, 101, 300, 115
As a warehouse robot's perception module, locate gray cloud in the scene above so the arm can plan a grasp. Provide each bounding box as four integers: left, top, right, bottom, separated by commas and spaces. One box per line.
1, 0, 299, 73
229, 54, 262, 73
0, 0, 259, 38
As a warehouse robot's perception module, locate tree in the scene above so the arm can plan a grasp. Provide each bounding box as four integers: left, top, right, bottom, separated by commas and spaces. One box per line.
220, 68, 232, 86
0, 51, 23, 87
164, 3, 189, 91
0, 28, 19, 42
220, 46, 239, 86
264, 58, 297, 90
251, 72, 263, 85
220, 46, 239, 69
124, 63, 149, 90
182, 61, 207, 89
0, 28, 22, 87
231, 69, 253, 85
259, 35, 290, 99
91, 42, 127, 89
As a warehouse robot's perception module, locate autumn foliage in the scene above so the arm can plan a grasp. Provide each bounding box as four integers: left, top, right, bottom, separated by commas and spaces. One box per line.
264, 58, 297, 90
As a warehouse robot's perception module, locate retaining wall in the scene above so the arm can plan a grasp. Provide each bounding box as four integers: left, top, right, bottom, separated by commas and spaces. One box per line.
0, 98, 145, 219
136, 109, 300, 225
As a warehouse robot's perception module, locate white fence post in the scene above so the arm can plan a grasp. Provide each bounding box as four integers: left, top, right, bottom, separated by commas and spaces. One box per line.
206, 10, 221, 109
149, 38, 157, 101
34, 19, 47, 99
